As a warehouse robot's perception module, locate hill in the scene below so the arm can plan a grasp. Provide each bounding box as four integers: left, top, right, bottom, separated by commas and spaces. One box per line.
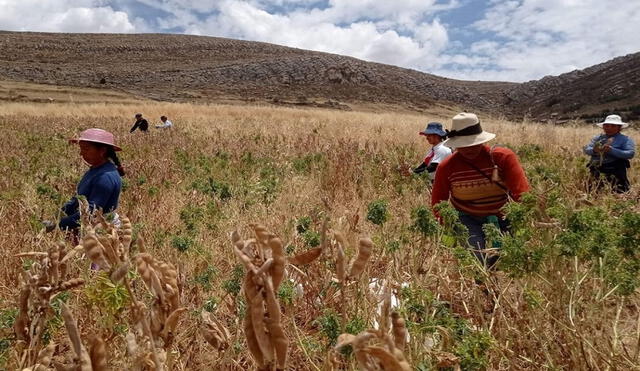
1, 31, 639, 121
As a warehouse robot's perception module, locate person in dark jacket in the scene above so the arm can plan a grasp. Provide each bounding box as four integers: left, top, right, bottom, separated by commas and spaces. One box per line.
130, 113, 149, 133
51, 128, 125, 231
584, 114, 635, 193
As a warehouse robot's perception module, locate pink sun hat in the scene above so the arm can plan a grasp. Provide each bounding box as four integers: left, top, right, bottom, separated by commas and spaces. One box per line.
69, 128, 122, 151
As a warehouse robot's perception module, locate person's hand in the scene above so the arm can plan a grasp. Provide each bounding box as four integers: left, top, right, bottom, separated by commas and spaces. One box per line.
593, 144, 602, 153
42, 220, 56, 233
602, 144, 611, 153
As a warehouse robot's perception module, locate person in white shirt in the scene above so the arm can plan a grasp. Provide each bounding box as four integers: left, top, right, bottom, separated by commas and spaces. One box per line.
412, 122, 452, 180
156, 115, 173, 129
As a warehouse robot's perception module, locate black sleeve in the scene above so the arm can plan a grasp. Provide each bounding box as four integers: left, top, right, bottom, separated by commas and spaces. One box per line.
413, 162, 428, 174
130, 121, 140, 133
426, 162, 439, 173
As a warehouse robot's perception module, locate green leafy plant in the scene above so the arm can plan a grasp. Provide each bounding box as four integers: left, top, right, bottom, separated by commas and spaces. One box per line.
366, 199, 389, 226
410, 205, 440, 237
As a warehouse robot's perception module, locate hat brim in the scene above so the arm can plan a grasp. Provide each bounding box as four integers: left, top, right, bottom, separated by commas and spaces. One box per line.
419, 131, 447, 137
69, 138, 122, 151
442, 131, 495, 149
596, 122, 628, 128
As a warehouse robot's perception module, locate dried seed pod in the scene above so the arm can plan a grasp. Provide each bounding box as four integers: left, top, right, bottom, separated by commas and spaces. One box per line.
201, 311, 230, 351
60, 303, 92, 371
251, 224, 270, 245
264, 277, 288, 370
97, 233, 118, 264
241, 239, 256, 256
391, 312, 407, 351
379, 283, 392, 333
392, 348, 412, 370
82, 232, 111, 270
244, 313, 264, 368
35, 342, 56, 367
135, 254, 163, 300
48, 246, 60, 285
333, 231, 347, 246
348, 238, 373, 279
268, 237, 286, 290
60, 303, 83, 357
14, 287, 30, 342
160, 307, 187, 343
120, 216, 133, 251
234, 245, 258, 273
250, 289, 274, 365
89, 336, 108, 371
57, 278, 85, 292
256, 258, 274, 276
351, 332, 376, 369
288, 247, 322, 266
109, 262, 130, 283
365, 346, 409, 371
60, 245, 84, 264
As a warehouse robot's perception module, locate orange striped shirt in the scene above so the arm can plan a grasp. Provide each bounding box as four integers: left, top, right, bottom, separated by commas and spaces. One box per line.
431, 146, 529, 216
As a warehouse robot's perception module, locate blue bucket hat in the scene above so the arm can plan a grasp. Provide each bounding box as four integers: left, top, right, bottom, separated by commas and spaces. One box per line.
419, 122, 447, 137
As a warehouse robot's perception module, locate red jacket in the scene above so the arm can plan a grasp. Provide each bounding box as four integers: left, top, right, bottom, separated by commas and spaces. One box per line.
431, 145, 529, 217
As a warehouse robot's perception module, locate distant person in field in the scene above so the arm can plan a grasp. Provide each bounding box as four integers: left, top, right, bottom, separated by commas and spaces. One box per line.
431, 113, 530, 269
584, 114, 635, 193
44, 129, 125, 233
412, 122, 451, 180
155, 115, 173, 129
130, 113, 149, 133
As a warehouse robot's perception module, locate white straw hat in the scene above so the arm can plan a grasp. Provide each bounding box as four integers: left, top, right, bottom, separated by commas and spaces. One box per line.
596, 114, 629, 129
442, 113, 495, 149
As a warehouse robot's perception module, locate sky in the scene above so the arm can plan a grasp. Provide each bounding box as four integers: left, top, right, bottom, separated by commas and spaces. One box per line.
1, 0, 638, 82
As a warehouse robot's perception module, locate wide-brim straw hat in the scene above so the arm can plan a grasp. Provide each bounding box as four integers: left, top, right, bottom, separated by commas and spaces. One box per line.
596, 114, 629, 128
442, 113, 495, 149
69, 128, 122, 151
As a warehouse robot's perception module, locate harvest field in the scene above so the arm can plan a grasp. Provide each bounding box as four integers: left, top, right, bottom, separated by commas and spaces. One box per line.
1, 102, 639, 370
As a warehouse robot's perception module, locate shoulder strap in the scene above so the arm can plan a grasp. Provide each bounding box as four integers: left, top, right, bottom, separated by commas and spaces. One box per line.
458, 155, 509, 193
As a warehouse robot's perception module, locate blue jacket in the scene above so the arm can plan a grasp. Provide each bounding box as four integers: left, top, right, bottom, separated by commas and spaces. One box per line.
584, 133, 635, 164
59, 162, 122, 230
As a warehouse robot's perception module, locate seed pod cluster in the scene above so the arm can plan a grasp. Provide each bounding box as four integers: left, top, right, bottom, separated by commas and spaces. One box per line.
201, 310, 231, 351
334, 313, 412, 371
230, 225, 290, 371
14, 235, 88, 369
348, 238, 373, 279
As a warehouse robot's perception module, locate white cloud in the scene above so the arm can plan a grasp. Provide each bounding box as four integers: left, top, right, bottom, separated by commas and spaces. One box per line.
0, 0, 137, 33
446, 0, 640, 81
0, 0, 638, 82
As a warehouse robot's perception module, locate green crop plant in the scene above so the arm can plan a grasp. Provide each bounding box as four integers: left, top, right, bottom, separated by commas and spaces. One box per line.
222, 264, 244, 296
410, 205, 440, 237
302, 229, 321, 248
366, 199, 389, 226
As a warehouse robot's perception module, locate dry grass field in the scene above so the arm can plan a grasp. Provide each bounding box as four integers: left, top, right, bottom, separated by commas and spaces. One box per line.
1, 101, 639, 370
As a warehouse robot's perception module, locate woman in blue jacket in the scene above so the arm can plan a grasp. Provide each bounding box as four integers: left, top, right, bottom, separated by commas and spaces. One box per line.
56, 128, 125, 230
584, 115, 635, 193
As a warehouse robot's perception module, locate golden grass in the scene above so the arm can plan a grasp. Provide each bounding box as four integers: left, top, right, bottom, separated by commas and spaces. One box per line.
1, 101, 639, 370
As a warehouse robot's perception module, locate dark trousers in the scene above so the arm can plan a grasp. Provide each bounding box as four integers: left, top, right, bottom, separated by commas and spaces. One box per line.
589, 159, 630, 193
459, 213, 509, 269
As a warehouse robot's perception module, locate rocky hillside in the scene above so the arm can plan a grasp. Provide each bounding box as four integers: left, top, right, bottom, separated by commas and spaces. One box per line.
1, 31, 638, 121
504, 53, 640, 121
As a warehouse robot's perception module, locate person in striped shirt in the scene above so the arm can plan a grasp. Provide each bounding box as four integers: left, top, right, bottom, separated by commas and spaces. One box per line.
431, 113, 530, 269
